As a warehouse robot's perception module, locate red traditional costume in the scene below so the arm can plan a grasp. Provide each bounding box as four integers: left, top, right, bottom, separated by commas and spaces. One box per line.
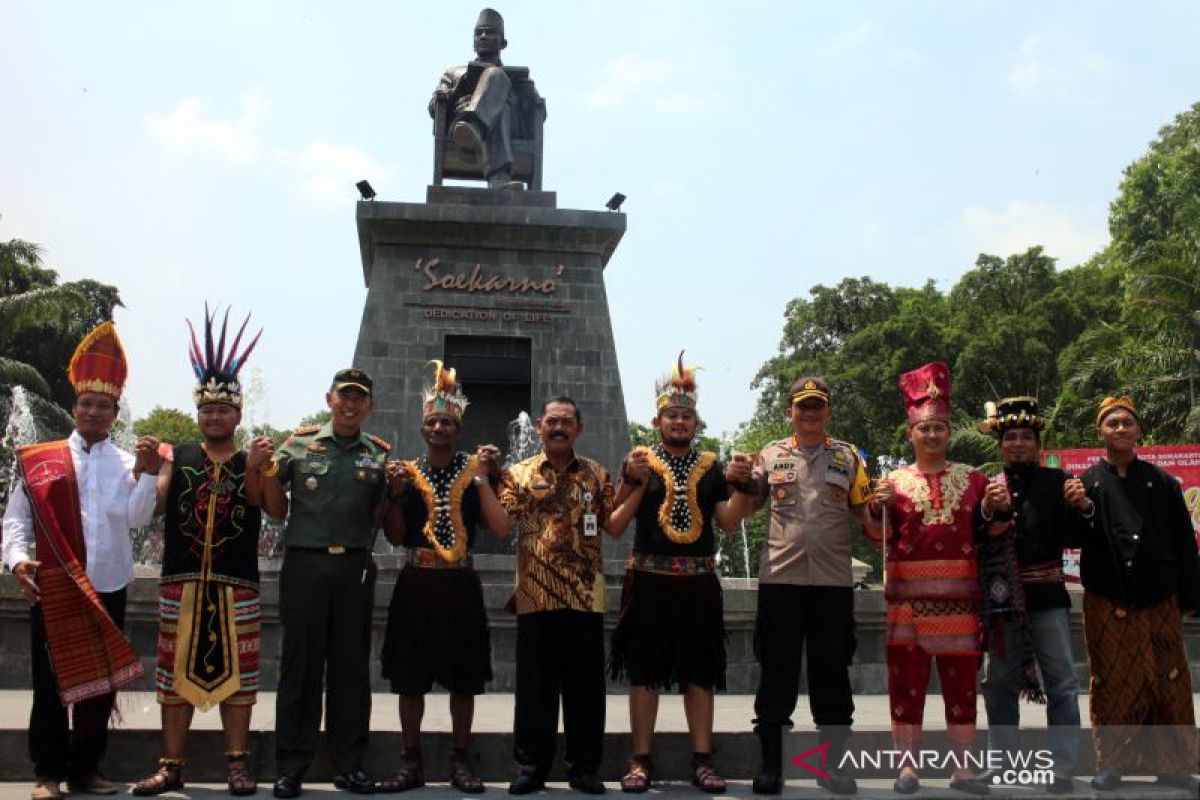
866, 362, 991, 763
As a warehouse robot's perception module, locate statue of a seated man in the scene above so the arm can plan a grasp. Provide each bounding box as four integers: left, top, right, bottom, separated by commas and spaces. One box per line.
430, 8, 541, 190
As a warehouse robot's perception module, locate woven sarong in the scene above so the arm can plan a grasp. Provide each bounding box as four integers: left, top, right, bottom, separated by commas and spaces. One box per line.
17, 441, 144, 705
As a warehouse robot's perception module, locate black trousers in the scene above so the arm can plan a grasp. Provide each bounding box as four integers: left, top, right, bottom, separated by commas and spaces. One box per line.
275, 550, 377, 777
513, 610, 605, 778
29, 587, 127, 781
753, 584, 856, 731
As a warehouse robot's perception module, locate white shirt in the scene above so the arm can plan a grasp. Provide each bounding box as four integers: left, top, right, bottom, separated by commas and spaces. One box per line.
2, 430, 158, 592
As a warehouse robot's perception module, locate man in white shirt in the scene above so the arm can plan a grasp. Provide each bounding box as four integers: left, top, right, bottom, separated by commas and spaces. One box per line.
2, 321, 160, 800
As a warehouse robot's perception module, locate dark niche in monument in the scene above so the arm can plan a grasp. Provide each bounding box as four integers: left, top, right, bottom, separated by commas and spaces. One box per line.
351, 8, 630, 554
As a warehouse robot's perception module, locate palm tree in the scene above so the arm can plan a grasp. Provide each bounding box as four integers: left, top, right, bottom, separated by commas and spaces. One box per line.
0, 239, 88, 401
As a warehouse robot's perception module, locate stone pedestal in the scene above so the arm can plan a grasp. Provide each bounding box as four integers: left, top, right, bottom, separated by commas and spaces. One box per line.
352, 189, 629, 494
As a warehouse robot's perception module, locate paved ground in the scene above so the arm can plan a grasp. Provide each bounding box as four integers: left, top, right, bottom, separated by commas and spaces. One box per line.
3, 692, 1198, 733
0, 779, 1196, 800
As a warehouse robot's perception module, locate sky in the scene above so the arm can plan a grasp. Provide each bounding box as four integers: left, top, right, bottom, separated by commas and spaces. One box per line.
4, 1, 1200, 439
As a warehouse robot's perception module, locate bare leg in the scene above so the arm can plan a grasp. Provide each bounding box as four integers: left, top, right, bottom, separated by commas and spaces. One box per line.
132, 705, 192, 795
682, 685, 714, 753
221, 704, 255, 793
219, 704, 253, 753
162, 704, 194, 758
449, 694, 474, 750
629, 686, 660, 755
399, 695, 425, 750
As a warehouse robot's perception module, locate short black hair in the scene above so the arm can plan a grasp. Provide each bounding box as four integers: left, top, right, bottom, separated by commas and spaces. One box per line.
541, 395, 582, 424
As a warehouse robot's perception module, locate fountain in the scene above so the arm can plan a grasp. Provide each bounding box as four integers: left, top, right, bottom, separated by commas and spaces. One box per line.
505, 411, 541, 466
0, 385, 76, 506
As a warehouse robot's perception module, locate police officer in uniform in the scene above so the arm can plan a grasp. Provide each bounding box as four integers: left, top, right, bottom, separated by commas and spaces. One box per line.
727, 377, 871, 797
260, 369, 404, 798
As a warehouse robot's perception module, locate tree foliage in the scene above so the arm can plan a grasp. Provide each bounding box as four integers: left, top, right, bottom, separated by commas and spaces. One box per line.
0, 239, 123, 410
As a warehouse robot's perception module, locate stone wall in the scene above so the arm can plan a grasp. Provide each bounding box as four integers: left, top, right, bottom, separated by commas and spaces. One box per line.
4, 556, 1195, 693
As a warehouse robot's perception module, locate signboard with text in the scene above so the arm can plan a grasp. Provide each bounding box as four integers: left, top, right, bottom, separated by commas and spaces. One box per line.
1042, 444, 1200, 581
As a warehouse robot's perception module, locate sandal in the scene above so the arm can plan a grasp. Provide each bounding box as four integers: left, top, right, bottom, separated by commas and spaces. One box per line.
132, 758, 185, 797
690, 754, 726, 795
620, 755, 652, 794
377, 750, 424, 793
226, 750, 257, 796
449, 753, 485, 794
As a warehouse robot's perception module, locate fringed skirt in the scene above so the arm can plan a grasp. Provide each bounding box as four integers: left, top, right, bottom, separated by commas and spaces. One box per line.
380, 564, 492, 695
608, 567, 726, 692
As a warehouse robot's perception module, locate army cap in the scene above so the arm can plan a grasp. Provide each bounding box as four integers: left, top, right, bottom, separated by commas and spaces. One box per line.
790, 376, 830, 405
331, 367, 373, 396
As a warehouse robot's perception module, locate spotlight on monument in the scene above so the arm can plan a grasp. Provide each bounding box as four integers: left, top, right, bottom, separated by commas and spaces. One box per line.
356, 180, 377, 201
605, 192, 626, 212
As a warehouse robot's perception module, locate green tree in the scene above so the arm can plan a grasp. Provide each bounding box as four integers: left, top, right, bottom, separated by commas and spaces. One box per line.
133, 407, 201, 444
1060, 102, 1200, 442
0, 240, 88, 401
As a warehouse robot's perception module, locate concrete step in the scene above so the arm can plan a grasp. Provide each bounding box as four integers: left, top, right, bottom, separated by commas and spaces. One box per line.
2, 692, 1198, 783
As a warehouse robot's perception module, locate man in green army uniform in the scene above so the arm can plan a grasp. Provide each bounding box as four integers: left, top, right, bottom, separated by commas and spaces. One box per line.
260, 369, 404, 798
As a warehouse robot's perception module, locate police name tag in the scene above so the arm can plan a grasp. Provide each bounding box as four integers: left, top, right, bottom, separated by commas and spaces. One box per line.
583, 514, 599, 537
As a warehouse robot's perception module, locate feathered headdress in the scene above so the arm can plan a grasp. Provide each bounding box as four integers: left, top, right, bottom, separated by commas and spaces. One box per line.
655, 350, 699, 411
422, 360, 469, 422
69, 320, 128, 401
186, 304, 262, 408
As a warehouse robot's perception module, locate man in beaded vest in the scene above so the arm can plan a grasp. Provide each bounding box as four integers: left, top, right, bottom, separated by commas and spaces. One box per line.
132, 306, 270, 797
606, 353, 748, 794
378, 361, 510, 794
724, 376, 872, 797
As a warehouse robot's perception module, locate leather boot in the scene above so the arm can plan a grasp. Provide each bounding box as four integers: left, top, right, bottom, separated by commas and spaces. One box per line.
752, 725, 783, 795
816, 726, 857, 796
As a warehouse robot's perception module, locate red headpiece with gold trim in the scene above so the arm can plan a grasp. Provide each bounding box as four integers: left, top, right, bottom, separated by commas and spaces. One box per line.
655, 351, 699, 412
68, 320, 127, 401
898, 361, 951, 425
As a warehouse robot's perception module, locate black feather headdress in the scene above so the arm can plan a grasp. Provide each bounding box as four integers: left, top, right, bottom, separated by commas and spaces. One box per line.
187, 304, 263, 408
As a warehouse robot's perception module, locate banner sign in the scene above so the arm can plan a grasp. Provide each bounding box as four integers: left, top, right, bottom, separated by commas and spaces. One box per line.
1042, 445, 1200, 581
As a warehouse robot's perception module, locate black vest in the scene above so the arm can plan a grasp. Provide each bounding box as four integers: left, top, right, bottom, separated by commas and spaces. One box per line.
162, 444, 262, 587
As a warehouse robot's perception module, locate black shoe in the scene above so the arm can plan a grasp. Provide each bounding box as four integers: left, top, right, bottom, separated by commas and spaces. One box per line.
568, 774, 606, 795
508, 771, 545, 796
1157, 773, 1199, 791
1090, 768, 1123, 791
948, 776, 990, 795
333, 771, 375, 795
751, 770, 781, 795
816, 768, 857, 796
893, 774, 919, 795
1046, 774, 1075, 795
272, 775, 302, 799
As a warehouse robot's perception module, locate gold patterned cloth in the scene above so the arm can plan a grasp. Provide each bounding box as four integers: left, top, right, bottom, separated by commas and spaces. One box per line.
499, 453, 615, 614
1084, 591, 1198, 774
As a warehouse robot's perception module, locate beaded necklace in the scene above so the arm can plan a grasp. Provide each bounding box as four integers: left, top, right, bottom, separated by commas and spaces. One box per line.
644, 444, 717, 544
407, 452, 476, 563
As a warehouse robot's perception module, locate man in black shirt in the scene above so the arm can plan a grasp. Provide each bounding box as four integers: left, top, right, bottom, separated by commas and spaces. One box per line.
977, 397, 1082, 795
378, 362, 510, 793
1066, 396, 1199, 793
606, 354, 749, 794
